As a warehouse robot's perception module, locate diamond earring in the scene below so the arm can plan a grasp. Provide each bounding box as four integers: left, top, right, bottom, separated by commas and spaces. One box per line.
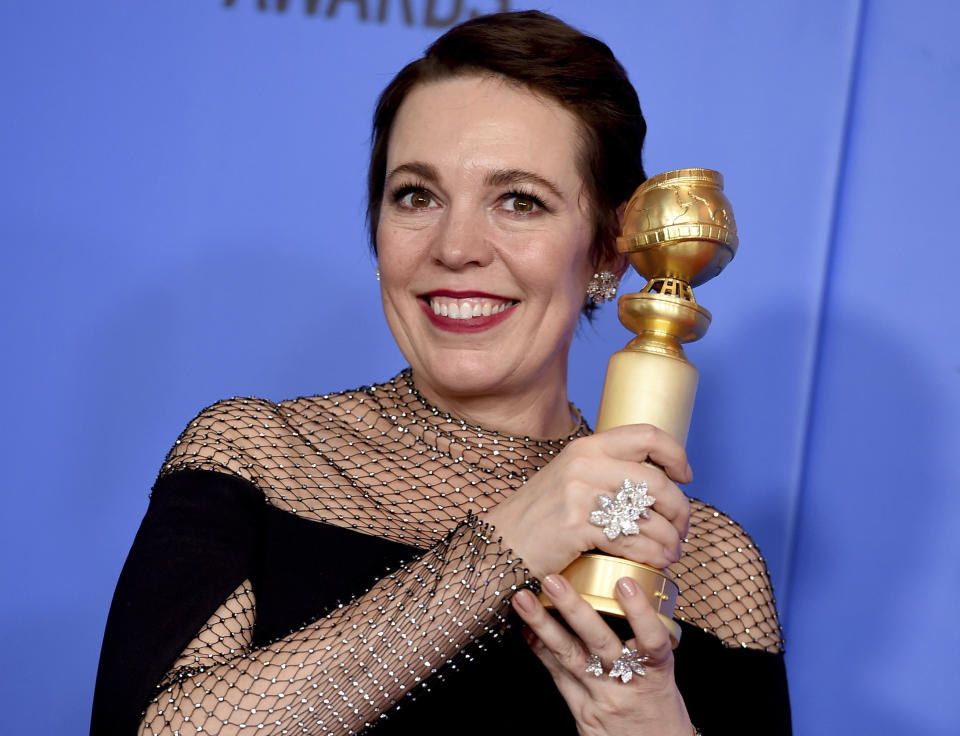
586, 271, 619, 304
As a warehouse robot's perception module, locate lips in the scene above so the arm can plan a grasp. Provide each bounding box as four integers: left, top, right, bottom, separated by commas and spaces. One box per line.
419, 290, 517, 332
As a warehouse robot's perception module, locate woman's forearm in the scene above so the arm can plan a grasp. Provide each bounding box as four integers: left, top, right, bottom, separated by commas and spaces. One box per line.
139, 517, 532, 735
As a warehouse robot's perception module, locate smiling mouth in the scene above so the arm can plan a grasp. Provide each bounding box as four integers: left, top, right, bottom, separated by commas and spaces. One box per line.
425, 295, 517, 320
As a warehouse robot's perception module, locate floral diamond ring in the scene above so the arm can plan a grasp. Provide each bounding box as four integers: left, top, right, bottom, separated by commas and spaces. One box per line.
589, 478, 656, 540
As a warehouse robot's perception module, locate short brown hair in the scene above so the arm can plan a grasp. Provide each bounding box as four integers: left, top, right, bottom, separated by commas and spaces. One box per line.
367, 11, 646, 274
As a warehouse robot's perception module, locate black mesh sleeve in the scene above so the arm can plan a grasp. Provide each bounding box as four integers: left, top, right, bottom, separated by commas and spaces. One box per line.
91, 472, 264, 735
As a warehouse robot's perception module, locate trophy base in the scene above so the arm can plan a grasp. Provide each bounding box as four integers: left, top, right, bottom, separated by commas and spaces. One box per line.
539, 553, 682, 646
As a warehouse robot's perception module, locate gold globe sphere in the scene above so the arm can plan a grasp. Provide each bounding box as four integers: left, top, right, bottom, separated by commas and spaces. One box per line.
618, 168, 738, 288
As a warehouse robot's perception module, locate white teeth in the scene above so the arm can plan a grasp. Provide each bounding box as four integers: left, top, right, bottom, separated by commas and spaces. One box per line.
429, 297, 513, 319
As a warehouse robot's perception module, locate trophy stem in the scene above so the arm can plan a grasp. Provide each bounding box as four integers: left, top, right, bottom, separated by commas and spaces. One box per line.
595, 343, 699, 441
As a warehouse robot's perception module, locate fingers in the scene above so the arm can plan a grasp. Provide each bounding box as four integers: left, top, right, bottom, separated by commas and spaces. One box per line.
514, 576, 625, 677
615, 577, 673, 666
512, 585, 592, 672
479, 423, 691, 582
584, 467, 688, 565
592, 462, 690, 542
515, 576, 676, 677
596, 514, 682, 568
592, 424, 692, 484
516, 579, 692, 736
519, 626, 588, 705
541, 575, 625, 664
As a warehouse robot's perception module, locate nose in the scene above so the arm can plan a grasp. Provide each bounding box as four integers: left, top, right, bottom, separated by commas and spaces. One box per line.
430, 204, 494, 270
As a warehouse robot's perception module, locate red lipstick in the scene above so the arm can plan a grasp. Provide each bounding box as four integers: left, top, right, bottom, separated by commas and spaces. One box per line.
419, 291, 517, 333
425, 289, 511, 299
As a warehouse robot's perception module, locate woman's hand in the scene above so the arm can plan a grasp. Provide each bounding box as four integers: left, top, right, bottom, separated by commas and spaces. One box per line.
481, 423, 692, 580
512, 574, 693, 736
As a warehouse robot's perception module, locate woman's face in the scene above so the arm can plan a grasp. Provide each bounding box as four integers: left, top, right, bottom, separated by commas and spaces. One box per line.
377, 75, 599, 423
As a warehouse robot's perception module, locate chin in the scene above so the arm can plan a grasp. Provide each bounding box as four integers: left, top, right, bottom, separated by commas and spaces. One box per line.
415, 352, 521, 400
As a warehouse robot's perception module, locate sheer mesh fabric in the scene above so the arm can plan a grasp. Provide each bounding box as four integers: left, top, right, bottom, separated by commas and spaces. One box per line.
669, 506, 782, 651
141, 369, 782, 734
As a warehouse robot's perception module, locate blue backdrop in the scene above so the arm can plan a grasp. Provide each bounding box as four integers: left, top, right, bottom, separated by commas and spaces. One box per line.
2, 1, 958, 733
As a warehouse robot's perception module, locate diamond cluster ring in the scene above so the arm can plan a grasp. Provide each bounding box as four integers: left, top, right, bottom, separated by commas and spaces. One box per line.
609, 646, 649, 683
589, 478, 656, 540
585, 653, 604, 677
584, 646, 650, 682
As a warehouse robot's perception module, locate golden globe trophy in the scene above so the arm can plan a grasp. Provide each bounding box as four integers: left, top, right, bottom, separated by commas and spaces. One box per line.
547, 168, 738, 644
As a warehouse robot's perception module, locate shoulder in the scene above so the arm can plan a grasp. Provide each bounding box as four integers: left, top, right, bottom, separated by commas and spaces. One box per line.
160, 385, 367, 483
160, 396, 287, 482
668, 499, 784, 653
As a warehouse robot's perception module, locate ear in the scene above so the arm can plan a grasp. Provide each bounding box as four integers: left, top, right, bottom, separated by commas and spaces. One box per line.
616, 200, 627, 229
601, 252, 629, 279
602, 202, 629, 278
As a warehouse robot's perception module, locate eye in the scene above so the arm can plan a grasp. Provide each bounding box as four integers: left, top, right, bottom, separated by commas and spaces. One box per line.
502, 192, 544, 214
395, 187, 438, 210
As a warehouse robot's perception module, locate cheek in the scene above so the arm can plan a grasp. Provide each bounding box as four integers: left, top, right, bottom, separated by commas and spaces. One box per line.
563, 225, 597, 288
377, 209, 437, 257
375, 226, 416, 279
517, 233, 593, 308
561, 237, 597, 311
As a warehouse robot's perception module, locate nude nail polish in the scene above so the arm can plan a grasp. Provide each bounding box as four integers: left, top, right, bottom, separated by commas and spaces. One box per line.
617, 577, 638, 597
544, 574, 565, 596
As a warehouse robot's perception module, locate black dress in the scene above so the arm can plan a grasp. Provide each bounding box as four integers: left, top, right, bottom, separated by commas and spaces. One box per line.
91, 373, 791, 735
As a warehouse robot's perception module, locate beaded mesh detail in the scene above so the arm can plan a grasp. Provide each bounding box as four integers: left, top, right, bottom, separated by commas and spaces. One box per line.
669, 506, 782, 651
141, 369, 782, 734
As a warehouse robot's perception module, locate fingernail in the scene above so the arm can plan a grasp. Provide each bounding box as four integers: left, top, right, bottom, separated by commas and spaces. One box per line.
617, 577, 639, 597
685, 462, 694, 482
513, 589, 534, 613
544, 574, 566, 596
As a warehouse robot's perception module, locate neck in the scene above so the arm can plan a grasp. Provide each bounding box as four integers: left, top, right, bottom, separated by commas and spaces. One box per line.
409, 368, 577, 439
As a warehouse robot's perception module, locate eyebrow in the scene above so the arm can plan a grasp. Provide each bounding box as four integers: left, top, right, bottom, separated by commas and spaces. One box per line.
385, 161, 440, 184
485, 168, 565, 201
385, 161, 566, 201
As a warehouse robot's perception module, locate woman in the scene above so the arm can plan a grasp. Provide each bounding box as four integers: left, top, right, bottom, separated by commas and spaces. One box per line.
92, 11, 789, 735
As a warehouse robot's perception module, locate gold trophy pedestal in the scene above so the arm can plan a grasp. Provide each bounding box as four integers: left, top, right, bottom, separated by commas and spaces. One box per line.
559, 555, 682, 643
541, 168, 738, 647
